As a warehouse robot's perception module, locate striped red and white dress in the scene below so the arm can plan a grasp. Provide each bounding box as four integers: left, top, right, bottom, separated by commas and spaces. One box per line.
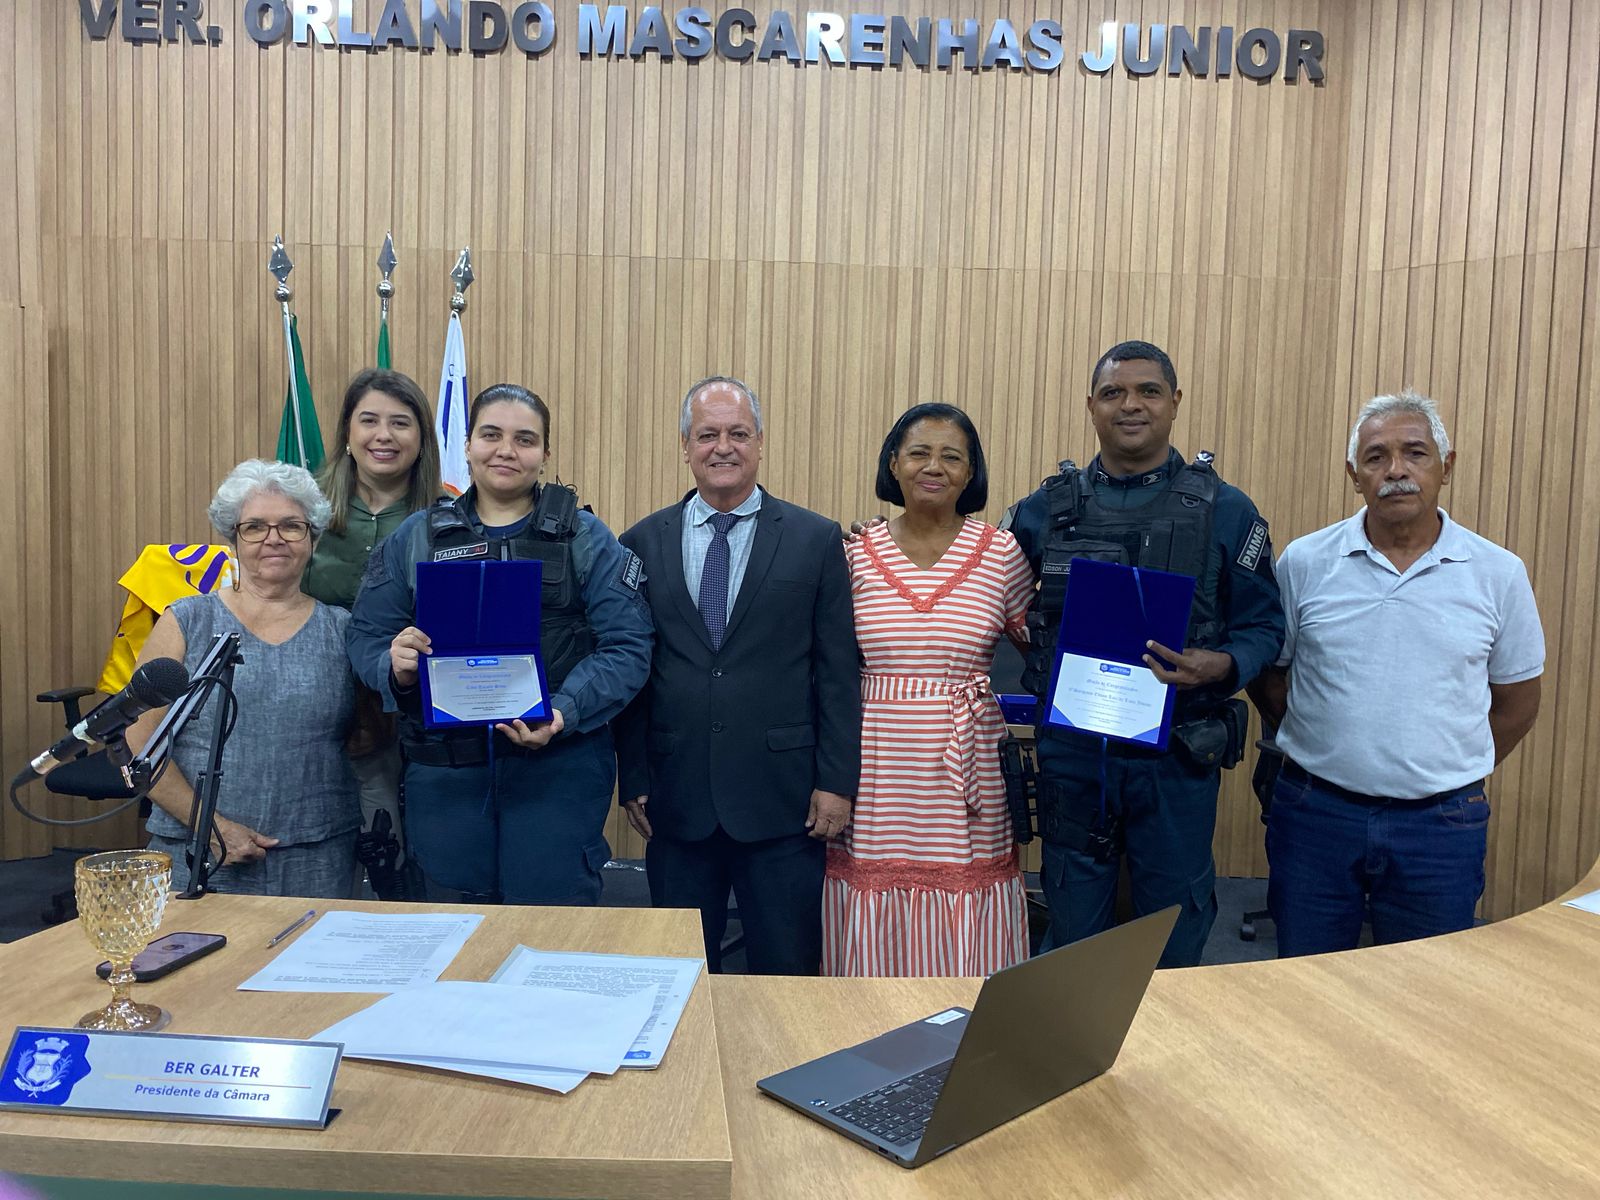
822, 518, 1035, 977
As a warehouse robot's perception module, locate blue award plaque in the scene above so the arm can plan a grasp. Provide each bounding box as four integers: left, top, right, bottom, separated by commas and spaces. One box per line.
1041, 557, 1197, 750
415, 559, 552, 729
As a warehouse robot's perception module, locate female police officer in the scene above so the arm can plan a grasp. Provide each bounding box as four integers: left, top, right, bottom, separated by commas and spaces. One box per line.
347, 384, 652, 905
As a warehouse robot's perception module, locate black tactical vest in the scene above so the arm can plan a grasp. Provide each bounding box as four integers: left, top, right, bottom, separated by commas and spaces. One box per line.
1021, 453, 1223, 703
425, 484, 595, 692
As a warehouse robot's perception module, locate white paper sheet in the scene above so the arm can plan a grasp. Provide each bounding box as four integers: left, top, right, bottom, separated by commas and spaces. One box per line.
1562, 888, 1600, 915
489, 946, 703, 1068
238, 910, 483, 993
359, 1054, 588, 1094
427, 653, 544, 723
312, 979, 656, 1076
1049, 652, 1169, 743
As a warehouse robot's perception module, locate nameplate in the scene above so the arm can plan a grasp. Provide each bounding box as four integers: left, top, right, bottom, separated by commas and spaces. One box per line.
0, 1027, 341, 1129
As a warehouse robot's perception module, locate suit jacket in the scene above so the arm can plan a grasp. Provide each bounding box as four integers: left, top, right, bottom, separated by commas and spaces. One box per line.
613, 488, 862, 843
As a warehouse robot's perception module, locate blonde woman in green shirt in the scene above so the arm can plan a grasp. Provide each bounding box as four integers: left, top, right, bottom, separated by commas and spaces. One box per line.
308, 368, 443, 893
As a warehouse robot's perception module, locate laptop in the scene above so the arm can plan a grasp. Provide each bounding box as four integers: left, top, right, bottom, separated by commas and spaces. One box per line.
757, 906, 1178, 1168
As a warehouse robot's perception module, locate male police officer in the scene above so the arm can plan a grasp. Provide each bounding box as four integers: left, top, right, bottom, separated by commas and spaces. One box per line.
1008, 341, 1285, 967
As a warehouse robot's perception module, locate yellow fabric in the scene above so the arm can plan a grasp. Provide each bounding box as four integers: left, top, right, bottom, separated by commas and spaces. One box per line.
96, 544, 235, 694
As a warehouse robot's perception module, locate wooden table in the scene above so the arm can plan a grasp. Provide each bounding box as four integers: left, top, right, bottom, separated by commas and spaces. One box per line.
7, 872, 1600, 1199
0, 897, 731, 1199
714, 862, 1600, 1198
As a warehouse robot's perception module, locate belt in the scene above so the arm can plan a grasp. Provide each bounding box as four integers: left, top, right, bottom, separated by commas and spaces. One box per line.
401, 733, 537, 768
861, 672, 996, 810
1279, 759, 1482, 807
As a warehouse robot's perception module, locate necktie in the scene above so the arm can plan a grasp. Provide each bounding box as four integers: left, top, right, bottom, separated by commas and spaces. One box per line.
698, 511, 742, 651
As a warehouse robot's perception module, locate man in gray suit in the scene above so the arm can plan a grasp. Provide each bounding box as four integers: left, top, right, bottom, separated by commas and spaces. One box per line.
613, 376, 861, 974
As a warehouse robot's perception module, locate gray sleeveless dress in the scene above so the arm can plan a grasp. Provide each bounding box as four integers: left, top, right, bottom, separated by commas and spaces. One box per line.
145, 594, 360, 897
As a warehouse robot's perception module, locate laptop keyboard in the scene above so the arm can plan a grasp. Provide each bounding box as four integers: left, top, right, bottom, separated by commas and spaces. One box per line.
830, 1060, 953, 1147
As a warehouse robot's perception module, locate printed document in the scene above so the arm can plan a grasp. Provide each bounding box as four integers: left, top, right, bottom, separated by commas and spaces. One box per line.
490, 946, 703, 1067
358, 1054, 588, 1095
427, 653, 544, 724
238, 911, 483, 993
313, 979, 655, 1077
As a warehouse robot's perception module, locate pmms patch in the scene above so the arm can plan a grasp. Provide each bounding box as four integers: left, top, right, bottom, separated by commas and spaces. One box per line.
1236, 520, 1270, 571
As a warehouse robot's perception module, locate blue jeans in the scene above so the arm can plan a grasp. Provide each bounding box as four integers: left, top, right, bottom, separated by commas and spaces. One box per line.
1266, 765, 1488, 957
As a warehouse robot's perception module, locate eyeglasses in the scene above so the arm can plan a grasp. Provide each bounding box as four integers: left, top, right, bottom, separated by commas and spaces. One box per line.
234, 519, 312, 543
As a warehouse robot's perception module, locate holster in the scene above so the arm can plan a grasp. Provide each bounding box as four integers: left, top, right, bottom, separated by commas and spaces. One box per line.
1251, 735, 1284, 824
1036, 779, 1123, 865
998, 735, 1036, 846
1169, 698, 1250, 772
355, 809, 404, 900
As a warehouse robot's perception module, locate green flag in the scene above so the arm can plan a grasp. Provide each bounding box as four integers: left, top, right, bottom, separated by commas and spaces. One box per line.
274, 314, 324, 471
377, 314, 392, 369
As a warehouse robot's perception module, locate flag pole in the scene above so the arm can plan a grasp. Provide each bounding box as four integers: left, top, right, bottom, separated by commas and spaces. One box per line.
450, 245, 474, 316
435, 247, 475, 496
377, 231, 397, 368
268, 235, 306, 467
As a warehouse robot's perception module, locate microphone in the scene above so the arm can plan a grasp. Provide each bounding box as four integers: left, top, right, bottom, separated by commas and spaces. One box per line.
23, 658, 191, 781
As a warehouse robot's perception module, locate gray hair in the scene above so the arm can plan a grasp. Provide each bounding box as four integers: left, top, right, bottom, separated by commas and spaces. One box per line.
208, 459, 332, 539
679, 375, 763, 439
1347, 388, 1452, 467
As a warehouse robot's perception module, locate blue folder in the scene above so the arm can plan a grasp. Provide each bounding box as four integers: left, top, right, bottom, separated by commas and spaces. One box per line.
415, 559, 551, 729
1041, 557, 1197, 749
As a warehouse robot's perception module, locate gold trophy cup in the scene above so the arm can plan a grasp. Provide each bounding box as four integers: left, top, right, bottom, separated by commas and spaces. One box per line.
74, 850, 173, 1032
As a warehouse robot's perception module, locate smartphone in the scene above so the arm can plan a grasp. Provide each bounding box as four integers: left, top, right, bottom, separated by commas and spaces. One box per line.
96, 932, 227, 982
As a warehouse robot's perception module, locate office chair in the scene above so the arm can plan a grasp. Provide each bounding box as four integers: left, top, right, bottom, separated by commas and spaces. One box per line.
33, 685, 144, 924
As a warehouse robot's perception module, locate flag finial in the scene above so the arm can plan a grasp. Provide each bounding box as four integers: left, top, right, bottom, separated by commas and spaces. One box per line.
268, 235, 293, 304
450, 247, 474, 314
376, 232, 397, 303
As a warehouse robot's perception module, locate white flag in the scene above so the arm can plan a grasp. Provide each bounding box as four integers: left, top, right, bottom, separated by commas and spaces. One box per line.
435, 313, 470, 496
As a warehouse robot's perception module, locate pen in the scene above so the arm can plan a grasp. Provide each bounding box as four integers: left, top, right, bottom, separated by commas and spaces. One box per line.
266, 909, 317, 948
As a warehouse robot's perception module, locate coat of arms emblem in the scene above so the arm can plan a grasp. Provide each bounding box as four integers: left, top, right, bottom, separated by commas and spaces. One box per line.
2, 1032, 91, 1105
13, 1036, 73, 1096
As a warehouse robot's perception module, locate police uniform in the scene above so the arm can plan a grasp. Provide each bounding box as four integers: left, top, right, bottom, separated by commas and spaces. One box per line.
1008, 449, 1284, 967
346, 484, 653, 906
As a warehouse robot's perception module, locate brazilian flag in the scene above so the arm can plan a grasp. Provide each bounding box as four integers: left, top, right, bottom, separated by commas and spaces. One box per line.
274, 314, 324, 471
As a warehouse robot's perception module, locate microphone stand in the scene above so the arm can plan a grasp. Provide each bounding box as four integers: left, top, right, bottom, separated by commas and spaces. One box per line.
124, 633, 243, 900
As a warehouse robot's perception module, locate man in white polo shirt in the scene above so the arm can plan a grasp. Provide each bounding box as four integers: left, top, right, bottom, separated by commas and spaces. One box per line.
1249, 389, 1543, 956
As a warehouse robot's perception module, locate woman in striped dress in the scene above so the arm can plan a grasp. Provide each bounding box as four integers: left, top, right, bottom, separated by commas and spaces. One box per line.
822, 404, 1035, 976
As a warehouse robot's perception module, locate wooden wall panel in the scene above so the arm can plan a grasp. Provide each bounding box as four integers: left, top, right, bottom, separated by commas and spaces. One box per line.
3, 0, 1596, 922
1324, 0, 1599, 919
1, 0, 66, 858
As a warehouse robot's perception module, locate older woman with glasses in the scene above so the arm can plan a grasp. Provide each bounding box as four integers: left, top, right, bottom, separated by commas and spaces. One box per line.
125, 459, 360, 897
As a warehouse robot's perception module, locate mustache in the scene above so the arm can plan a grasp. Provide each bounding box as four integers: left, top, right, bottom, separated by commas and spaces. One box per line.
1376, 479, 1423, 498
